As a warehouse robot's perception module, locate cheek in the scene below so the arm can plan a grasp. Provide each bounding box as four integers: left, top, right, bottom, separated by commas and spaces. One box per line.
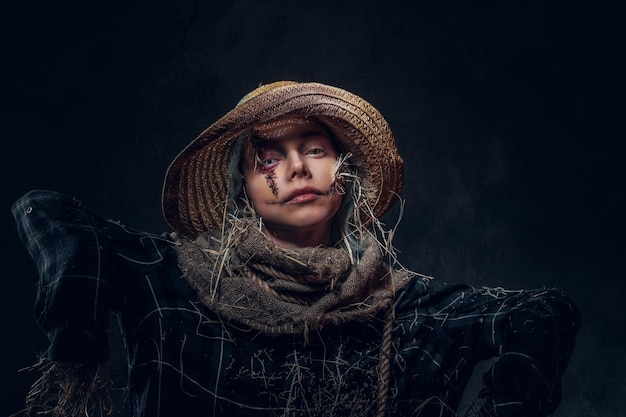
330, 194, 343, 218
318, 160, 339, 183
244, 174, 271, 205
326, 175, 344, 209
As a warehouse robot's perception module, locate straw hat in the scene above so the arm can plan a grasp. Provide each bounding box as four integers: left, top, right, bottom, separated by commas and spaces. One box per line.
162, 81, 404, 238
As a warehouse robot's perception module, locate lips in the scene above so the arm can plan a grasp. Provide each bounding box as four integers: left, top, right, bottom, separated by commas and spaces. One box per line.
283, 187, 324, 203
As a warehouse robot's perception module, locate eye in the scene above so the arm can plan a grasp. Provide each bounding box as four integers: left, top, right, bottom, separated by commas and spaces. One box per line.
307, 147, 324, 156
257, 148, 283, 169
261, 157, 279, 166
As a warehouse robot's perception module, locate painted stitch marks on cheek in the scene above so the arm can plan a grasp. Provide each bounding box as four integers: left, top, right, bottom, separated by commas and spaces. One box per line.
262, 165, 279, 196
330, 154, 353, 196
252, 137, 281, 197
330, 176, 346, 196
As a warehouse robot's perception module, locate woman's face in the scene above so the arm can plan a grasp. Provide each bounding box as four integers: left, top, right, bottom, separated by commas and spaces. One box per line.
242, 121, 343, 248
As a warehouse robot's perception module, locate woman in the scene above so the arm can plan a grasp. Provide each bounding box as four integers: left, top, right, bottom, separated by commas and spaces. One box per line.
13, 81, 580, 416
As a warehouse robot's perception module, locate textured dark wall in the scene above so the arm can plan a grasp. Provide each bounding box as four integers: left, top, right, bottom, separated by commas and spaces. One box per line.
2, 1, 624, 415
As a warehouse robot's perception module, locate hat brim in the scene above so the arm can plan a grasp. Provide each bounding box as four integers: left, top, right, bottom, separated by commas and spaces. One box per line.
162, 82, 404, 238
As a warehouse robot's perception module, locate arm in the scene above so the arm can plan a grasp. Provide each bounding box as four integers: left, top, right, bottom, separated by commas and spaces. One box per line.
12, 190, 120, 364
448, 285, 580, 416
13, 190, 173, 416
397, 278, 580, 416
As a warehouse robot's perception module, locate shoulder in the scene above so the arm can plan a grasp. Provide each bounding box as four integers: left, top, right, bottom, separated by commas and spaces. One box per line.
13, 189, 178, 272
394, 275, 473, 312
395, 275, 580, 331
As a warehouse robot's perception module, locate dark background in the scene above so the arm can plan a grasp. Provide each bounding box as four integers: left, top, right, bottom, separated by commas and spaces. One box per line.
1, 1, 624, 415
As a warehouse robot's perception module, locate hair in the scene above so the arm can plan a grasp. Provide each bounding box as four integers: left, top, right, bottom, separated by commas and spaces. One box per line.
225, 125, 402, 267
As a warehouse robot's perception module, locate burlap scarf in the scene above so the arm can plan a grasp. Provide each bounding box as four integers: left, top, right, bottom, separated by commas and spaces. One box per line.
176, 225, 412, 336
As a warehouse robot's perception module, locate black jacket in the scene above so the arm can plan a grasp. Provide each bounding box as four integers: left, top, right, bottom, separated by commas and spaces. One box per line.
13, 190, 580, 417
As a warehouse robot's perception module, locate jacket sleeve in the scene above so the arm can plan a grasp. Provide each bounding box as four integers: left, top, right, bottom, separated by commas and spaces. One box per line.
419, 281, 581, 416
476, 287, 581, 416
12, 190, 122, 364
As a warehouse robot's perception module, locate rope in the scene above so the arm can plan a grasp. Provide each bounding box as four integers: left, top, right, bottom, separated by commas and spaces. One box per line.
376, 302, 394, 417
251, 262, 330, 285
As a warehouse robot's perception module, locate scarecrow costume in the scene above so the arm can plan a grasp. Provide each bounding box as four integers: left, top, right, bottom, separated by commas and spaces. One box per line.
13, 82, 579, 417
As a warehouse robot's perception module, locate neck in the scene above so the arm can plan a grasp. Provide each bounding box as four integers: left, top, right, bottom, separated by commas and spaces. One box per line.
263, 224, 332, 249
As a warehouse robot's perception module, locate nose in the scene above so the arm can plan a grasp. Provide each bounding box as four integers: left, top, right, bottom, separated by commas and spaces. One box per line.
286, 150, 310, 180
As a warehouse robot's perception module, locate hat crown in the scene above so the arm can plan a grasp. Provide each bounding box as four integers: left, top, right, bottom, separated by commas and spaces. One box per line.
237, 81, 297, 106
